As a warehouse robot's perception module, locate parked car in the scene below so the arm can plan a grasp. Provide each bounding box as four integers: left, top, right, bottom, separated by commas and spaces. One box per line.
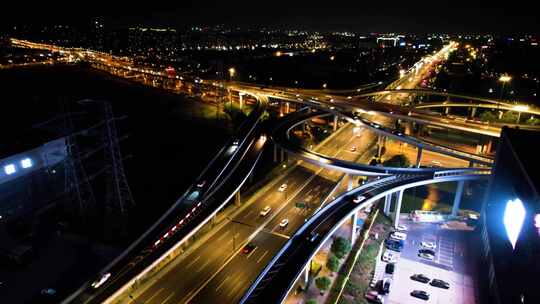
410, 290, 429, 300
418, 251, 435, 260
382, 250, 398, 263
385, 263, 395, 274
364, 290, 383, 304
420, 241, 436, 250
395, 224, 408, 231
390, 231, 407, 241
380, 278, 392, 294
385, 239, 404, 252
410, 274, 430, 283
430, 279, 450, 289
418, 248, 435, 255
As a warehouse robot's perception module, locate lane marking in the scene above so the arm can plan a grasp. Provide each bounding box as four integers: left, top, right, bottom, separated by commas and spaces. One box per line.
257, 250, 269, 264
216, 230, 230, 242
144, 288, 164, 304
215, 276, 230, 292
161, 292, 175, 304
185, 255, 201, 269
195, 257, 213, 273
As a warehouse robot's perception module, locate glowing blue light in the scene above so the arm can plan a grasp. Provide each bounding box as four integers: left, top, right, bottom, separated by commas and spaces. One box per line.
4, 164, 16, 175
21, 158, 33, 169
503, 198, 526, 250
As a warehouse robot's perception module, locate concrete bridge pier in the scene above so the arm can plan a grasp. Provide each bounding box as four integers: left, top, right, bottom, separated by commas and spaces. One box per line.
239, 93, 244, 111
333, 115, 338, 132
347, 174, 354, 191
235, 191, 241, 206
383, 194, 392, 216
393, 189, 404, 229
451, 180, 465, 217
415, 147, 423, 168
470, 106, 477, 118
351, 211, 358, 243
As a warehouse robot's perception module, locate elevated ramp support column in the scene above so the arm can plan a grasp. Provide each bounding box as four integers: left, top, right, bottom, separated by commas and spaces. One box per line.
451, 180, 465, 217
415, 147, 423, 168
394, 189, 404, 229
333, 115, 338, 132
351, 211, 358, 243
384, 194, 392, 216
235, 191, 241, 206
347, 174, 354, 191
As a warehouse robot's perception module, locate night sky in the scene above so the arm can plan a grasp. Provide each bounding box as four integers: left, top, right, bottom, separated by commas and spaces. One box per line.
1, 0, 539, 34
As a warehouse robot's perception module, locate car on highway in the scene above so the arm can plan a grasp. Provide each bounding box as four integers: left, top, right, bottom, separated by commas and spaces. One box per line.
350, 146, 357, 152
232, 139, 239, 146
385, 263, 395, 274
382, 250, 398, 263
278, 183, 288, 192
390, 231, 407, 241
242, 243, 257, 255
364, 290, 383, 304
410, 274, 430, 283
307, 232, 319, 242
395, 224, 408, 231
353, 195, 366, 203
279, 218, 289, 228
420, 241, 437, 250
260, 206, 272, 217
197, 180, 206, 188
91, 273, 111, 289
430, 279, 450, 289
410, 290, 429, 301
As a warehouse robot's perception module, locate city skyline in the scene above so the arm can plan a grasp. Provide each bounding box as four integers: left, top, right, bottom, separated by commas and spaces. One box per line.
1, 1, 539, 34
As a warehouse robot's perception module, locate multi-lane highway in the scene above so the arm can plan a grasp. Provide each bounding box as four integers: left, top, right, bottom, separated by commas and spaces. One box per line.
126, 106, 379, 304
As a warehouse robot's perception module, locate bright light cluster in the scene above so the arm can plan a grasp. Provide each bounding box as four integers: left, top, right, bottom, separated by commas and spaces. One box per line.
503, 198, 526, 250
2, 157, 33, 176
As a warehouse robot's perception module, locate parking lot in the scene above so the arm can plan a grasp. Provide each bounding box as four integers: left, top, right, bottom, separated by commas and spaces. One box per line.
371, 219, 477, 304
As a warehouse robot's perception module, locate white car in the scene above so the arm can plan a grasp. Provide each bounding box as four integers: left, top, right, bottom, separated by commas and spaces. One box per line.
353, 195, 366, 203
278, 183, 288, 192
395, 224, 408, 231
382, 250, 398, 263
260, 206, 272, 217
91, 273, 111, 289
418, 252, 435, 260
390, 231, 407, 241
421, 241, 437, 250
279, 219, 289, 228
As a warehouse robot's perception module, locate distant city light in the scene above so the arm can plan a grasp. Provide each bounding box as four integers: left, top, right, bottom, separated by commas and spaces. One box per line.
4, 164, 16, 175
21, 158, 33, 169
499, 75, 512, 83
503, 198, 526, 250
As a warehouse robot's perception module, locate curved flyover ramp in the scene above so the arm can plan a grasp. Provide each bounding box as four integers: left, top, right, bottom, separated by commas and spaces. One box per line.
240, 168, 490, 304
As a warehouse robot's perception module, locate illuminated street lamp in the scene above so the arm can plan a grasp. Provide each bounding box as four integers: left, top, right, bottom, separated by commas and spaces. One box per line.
503, 198, 526, 250
228, 67, 236, 80
498, 74, 511, 100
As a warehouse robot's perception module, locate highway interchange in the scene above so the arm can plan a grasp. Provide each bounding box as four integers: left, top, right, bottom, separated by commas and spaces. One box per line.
7, 39, 529, 304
